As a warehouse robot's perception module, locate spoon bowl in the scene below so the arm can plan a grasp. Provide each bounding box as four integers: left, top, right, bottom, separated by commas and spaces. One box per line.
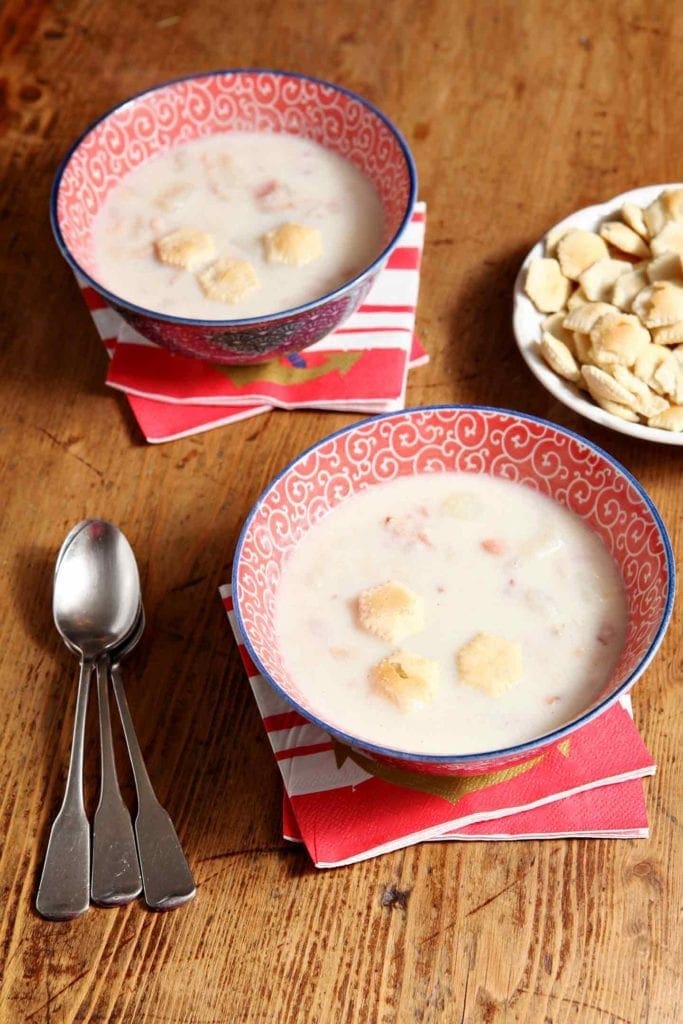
53, 521, 140, 659
60, 602, 144, 662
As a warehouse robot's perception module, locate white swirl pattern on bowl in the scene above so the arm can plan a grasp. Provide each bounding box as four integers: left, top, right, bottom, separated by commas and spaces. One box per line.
57, 71, 411, 266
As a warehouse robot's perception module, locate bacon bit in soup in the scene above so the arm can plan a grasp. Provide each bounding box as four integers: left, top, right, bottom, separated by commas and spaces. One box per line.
384, 515, 408, 532
481, 537, 506, 555
255, 179, 278, 199
255, 180, 296, 211
383, 513, 433, 548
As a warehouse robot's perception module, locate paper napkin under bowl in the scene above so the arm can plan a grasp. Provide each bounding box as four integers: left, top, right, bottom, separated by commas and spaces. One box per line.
220, 586, 655, 868
78, 204, 428, 442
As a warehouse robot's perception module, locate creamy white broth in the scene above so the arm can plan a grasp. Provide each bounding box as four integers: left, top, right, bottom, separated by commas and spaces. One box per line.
92, 131, 385, 319
273, 473, 628, 756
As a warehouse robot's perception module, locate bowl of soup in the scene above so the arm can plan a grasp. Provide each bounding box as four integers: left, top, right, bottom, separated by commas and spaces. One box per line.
232, 406, 674, 775
51, 70, 417, 364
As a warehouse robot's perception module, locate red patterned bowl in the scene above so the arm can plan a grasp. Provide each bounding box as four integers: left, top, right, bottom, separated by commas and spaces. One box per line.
232, 406, 675, 776
50, 69, 417, 364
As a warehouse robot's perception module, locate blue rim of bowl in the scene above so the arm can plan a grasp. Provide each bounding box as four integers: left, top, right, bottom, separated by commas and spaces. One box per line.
49, 68, 418, 328
232, 404, 676, 764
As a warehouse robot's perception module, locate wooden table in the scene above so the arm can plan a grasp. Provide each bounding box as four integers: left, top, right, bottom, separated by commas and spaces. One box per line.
1, 2, 681, 1021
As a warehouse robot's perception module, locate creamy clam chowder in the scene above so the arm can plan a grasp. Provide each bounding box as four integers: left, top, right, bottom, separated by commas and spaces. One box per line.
92, 131, 385, 319
273, 473, 628, 756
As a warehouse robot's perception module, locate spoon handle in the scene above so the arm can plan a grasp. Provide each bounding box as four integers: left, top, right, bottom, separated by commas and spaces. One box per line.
110, 663, 196, 911
91, 657, 143, 905
36, 657, 94, 920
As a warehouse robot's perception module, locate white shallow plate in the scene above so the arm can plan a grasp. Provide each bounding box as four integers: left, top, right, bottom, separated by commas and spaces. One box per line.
513, 183, 683, 446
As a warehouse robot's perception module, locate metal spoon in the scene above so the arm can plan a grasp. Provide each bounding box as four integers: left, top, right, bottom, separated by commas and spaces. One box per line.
92, 651, 144, 906
36, 521, 141, 919
110, 605, 196, 911
56, 605, 144, 907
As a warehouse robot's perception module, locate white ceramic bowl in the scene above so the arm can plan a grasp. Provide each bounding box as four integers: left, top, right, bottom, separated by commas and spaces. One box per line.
513, 183, 683, 446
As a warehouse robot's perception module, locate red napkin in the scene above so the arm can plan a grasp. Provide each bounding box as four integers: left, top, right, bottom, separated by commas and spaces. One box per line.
220, 586, 655, 867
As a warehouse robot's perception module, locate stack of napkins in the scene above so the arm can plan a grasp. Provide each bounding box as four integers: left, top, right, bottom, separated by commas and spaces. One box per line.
78, 204, 427, 442
220, 586, 655, 868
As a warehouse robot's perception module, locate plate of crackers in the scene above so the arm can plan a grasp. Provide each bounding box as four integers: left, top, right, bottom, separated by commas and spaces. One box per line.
513, 183, 683, 445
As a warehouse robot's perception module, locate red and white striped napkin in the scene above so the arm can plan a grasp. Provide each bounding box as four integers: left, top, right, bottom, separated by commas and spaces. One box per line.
220, 586, 656, 867
78, 203, 428, 442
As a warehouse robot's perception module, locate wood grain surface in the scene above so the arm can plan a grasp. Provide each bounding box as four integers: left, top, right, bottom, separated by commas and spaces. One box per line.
1, 1, 681, 1021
